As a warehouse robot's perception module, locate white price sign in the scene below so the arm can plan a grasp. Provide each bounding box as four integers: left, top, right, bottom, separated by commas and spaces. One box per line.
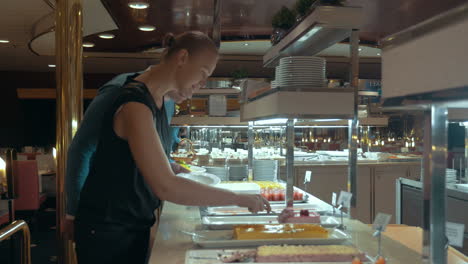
372, 213, 392, 232
332, 192, 337, 207
304, 171, 312, 184
446, 222, 465, 248
337, 191, 352, 209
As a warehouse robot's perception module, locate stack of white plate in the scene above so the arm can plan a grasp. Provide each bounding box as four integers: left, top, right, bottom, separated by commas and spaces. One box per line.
204, 166, 228, 181
271, 80, 278, 89
228, 165, 248, 181
446, 169, 457, 185
421, 168, 457, 185
276, 56, 326, 88
253, 160, 278, 181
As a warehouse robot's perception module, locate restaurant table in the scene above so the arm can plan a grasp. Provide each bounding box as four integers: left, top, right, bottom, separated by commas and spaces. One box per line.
149, 202, 467, 264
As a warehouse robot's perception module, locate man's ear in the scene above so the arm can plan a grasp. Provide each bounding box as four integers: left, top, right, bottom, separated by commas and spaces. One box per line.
176, 49, 189, 67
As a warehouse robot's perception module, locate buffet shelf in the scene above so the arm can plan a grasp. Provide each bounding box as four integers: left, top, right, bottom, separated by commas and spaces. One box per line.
296, 117, 389, 127
240, 88, 354, 121
263, 6, 363, 67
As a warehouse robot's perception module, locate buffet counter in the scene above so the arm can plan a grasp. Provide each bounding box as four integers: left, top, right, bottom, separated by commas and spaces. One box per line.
148, 201, 466, 264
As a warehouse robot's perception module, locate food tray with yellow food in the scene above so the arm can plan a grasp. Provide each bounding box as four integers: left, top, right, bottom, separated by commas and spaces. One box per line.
191, 225, 349, 248
234, 224, 329, 240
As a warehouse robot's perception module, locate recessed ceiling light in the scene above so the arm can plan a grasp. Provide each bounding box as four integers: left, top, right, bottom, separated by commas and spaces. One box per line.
0, 39, 10, 43
138, 25, 156, 32
244, 43, 249, 46
48, 64, 56, 68
128, 2, 149, 9
358, 48, 362, 51
82, 42, 95, 48
98, 33, 115, 39
377, 53, 381, 56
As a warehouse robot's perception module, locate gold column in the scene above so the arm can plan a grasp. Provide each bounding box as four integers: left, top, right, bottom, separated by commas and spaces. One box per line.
55, 0, 83, 263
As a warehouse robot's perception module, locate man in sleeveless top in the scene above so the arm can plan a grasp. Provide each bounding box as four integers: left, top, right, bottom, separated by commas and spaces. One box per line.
65, 71, 188, 221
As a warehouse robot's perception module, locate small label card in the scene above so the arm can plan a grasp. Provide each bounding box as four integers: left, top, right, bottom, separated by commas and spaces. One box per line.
373, 213, 392, 232
446, 222, 465, 248
304, 171, 312, 184
337, 191, 353, 209
332, 192, 337, 207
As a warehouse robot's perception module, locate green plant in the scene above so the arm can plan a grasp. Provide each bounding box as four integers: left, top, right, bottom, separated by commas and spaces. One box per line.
295, 0, 317, 17
231, 68, 248, 79
271, 6, 296, 30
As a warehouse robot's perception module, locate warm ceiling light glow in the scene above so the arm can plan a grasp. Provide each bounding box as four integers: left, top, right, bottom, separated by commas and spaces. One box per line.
82, 42, 95, 48
0, 39, 10, 43
138, 25, 156, 32
98, 33, 115, 39
128, 2, 149, 9
48, 64, 56, 68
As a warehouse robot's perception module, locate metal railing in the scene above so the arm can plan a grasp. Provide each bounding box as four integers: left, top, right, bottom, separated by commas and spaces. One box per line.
0, 220, 31, 264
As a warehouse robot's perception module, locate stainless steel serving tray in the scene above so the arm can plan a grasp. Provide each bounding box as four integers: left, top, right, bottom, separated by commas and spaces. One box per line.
202, 215, 340, 230
203, 203, 329, 217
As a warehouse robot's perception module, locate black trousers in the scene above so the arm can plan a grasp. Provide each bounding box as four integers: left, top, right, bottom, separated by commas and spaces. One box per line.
75, 221, 150, 264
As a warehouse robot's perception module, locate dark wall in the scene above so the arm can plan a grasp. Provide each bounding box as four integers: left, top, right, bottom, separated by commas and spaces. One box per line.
0, 71, 116, 148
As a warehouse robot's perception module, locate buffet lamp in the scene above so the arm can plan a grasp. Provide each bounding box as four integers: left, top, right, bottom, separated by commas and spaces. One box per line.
5, 149, 17, 200
0, 157, 5, 194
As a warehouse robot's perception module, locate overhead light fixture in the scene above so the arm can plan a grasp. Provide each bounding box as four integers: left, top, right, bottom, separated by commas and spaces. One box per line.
138, 25, 156, 32
48, 64, 56, 68
128, 1, 149, 9
358, 48, 362, 51
0, 39, 10, 43
244, 43, 249, 46
298, 27, 322, 42
98, 33, 115, 39
82, 42, 95, 48
377, 53, 381, 56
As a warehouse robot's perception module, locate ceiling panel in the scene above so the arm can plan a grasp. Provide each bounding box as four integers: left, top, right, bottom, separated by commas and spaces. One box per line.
83, 0, 296, 52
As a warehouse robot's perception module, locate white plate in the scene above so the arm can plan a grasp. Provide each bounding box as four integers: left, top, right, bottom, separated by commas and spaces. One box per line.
279, 64, 325, 67
192, 228, 350, 248
278, 77, 325, 80
280, 59, 325, 63
177, 173, 221, 186
202, 215, 340, 230
185, 249, 373, 264
278, 69, 324, 72
189, 165, 207, 173
278, 78, 325, 81
278, 72, 324, 75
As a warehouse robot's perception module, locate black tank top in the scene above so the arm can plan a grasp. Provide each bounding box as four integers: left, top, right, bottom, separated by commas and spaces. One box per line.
76, 78, 170, 229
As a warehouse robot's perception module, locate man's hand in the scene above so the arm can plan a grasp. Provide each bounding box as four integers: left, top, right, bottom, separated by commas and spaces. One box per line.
170, 162, 190, 174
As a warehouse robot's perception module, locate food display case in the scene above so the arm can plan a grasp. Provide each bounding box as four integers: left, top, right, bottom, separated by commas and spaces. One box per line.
148, 4, 468, 264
